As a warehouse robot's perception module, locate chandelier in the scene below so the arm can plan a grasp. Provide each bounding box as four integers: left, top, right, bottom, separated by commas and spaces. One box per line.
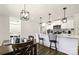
62, 7, 67, 23
20, 4, 30, 21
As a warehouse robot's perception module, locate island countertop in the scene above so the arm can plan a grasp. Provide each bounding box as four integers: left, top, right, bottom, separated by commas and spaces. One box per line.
57, 34, 79, 39
39, 34, 79, 39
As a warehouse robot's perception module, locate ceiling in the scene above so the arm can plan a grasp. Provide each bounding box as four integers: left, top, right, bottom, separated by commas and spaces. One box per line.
7, 4, 79, 23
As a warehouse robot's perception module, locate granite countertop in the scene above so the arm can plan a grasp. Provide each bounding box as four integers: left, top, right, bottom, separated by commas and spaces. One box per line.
38, 33, 79, 39
57, 34, 79, 39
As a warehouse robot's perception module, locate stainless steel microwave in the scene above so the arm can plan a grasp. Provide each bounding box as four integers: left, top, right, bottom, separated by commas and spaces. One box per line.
53, 25, 61, 29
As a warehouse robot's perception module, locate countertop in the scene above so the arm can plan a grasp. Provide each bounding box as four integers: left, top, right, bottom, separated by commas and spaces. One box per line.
39, 33, 79, 39
57, 34, 79, 39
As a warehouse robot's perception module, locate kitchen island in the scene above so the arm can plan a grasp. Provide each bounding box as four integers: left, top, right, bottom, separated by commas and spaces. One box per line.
57, 35, 78, 55
36, 34, 79, 55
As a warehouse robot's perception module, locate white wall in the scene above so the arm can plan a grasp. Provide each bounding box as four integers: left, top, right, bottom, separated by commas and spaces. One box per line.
9, 17, 21, 35
0, 5, 9, 45
21, 20, 40, 38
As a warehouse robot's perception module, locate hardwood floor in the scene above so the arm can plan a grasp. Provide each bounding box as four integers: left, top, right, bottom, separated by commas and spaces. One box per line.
37, 44, 67, 55
78, 47, 79, 55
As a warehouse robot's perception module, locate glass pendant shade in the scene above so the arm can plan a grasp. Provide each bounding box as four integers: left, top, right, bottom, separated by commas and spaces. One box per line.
62, 7, 67, 23
62, 17, 67, 23
48, 20, 51, 25
20, 4, 30, 21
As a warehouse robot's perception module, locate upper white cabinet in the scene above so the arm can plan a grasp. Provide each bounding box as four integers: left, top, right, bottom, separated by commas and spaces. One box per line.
61, 19, 74, 29
46, 19, 74, 30
51, 19, 74, 29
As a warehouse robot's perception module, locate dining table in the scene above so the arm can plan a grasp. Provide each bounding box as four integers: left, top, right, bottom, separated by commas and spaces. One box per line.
0, 40, 37, 55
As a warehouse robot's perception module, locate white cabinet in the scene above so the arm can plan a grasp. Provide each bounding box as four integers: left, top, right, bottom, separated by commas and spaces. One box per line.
61, 20, 74, 29
51, 19, 74, 29
57, 36, 78, 55
46, 19, 74, 31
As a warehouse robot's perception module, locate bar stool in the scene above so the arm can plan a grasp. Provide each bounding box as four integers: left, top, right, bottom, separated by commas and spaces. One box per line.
38, 34, 44, 46
28, 35, 34, 41
28, 35, 35, 43
48, 31, 57, 53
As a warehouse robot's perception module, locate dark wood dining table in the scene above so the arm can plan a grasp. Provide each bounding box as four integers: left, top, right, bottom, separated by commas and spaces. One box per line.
0, 40, 37, 55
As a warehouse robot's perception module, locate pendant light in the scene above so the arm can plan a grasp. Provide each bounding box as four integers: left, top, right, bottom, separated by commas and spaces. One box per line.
20, 4, 30, 21
39, 17, 42, 33
62, 7, 67, 23
40, 17, 42, 24
48, 13, 52, 25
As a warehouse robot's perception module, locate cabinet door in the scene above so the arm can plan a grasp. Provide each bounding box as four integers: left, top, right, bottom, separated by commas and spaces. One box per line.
61, 20, 74, 29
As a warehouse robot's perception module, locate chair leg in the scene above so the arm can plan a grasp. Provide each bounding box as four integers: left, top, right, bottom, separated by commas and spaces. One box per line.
50, 42, 51, 50
55, 43, 57, 53
30, 48, 33, 55
42, 40, 44, 46
39, 40, 40, 44
39, 40, 40, 48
